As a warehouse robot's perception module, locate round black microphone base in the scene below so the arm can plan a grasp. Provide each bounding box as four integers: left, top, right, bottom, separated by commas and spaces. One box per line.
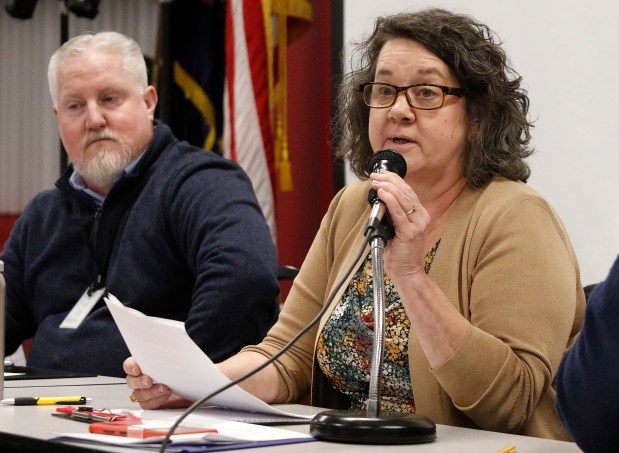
309, 409, 436, 444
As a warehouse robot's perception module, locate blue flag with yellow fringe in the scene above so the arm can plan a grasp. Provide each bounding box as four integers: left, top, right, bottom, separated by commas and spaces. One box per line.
168, 0, 226, 153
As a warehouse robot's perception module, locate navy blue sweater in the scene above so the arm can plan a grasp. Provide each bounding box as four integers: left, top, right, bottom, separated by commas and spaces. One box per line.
557, 254, 619, 452
2, 122, 279, 377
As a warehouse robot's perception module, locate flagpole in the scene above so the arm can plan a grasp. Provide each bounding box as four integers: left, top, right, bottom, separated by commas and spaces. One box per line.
156, 0, 174, 124
59, 0, 69, 172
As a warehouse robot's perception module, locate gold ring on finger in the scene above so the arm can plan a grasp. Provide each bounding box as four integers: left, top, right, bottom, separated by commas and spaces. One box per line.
405, 203, 419, 216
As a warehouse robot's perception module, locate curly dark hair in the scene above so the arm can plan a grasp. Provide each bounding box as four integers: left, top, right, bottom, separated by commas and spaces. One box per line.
333, 8, 533, 188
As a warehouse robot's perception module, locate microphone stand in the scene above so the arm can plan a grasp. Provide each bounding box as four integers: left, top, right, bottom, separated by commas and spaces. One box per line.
367, 233, 386, 417
309, 220, 436, 444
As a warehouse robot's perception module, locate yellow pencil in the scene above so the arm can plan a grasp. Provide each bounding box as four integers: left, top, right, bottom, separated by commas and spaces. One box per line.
495, 445, 516, 453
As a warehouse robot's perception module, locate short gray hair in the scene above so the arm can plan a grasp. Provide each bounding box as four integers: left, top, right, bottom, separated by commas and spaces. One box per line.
48, 31, 148, 106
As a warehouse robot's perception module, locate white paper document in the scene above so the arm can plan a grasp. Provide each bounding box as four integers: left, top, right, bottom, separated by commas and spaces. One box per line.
105, 295, 312, 420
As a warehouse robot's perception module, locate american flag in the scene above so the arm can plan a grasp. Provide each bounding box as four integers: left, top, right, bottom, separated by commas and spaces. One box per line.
223, 0, 312, 241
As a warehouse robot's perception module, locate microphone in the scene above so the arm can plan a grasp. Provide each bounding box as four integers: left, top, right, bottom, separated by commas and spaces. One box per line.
364, 149, 407, 238
309, 148, 435, 446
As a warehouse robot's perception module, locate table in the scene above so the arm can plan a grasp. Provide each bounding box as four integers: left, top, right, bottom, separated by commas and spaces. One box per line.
4, 375, 125, 389
0, 377, 583, 452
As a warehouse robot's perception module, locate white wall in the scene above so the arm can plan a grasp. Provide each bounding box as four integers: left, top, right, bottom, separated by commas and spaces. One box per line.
0, 0, 159, 213
344, 0, 619, 285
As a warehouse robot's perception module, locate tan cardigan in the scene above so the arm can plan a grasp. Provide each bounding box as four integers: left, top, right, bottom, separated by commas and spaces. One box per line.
243, 177, 585, 440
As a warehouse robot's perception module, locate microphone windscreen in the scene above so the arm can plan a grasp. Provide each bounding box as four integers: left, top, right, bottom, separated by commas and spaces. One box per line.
367, 149, 407, 178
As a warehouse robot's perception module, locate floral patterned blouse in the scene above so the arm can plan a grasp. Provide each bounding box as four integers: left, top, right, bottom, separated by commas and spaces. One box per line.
316, 238, 441, 413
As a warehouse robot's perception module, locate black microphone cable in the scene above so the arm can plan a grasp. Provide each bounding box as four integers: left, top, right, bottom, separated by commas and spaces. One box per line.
158, 233, 373, 452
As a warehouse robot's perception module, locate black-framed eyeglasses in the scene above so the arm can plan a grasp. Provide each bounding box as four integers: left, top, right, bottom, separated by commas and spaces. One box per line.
359, 82, 465, 110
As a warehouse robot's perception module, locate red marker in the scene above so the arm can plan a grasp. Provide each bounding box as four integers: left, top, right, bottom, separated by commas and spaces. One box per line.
89, 420, 217, 439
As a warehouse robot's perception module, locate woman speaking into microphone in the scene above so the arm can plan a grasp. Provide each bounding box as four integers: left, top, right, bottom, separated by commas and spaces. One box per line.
125, 8, 584, 441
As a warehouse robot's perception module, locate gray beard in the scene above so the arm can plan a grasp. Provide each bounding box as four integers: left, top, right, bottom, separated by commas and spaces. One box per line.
72, 141, 136, 190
